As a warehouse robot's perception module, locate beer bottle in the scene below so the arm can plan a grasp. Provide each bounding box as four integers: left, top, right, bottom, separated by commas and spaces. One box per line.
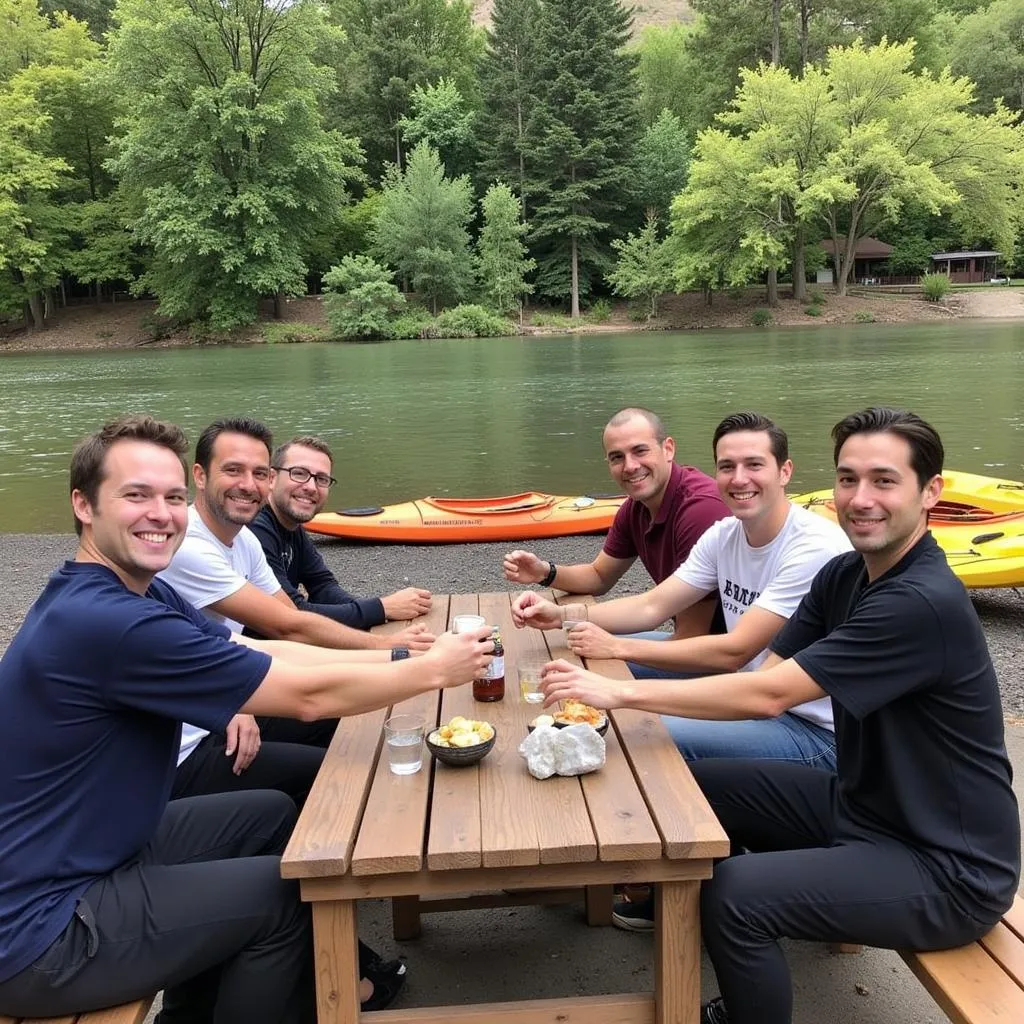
473, 626, 505, 702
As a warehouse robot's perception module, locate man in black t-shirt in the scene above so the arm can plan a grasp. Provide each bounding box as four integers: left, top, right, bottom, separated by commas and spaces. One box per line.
539, 407, 1020, 1024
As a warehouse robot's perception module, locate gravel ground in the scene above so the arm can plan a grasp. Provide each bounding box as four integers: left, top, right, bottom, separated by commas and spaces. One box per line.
2, 531, 1022, 715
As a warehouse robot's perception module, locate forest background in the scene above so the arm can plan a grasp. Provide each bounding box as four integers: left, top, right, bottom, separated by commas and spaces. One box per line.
2, 0, 1023, 341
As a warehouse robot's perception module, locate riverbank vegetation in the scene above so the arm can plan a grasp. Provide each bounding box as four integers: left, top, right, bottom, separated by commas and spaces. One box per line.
2, 0, 1023, 341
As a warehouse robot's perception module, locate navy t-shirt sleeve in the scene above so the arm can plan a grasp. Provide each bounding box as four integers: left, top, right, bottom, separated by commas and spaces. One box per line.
109, 585, 271, 733
790, 584, 945, 721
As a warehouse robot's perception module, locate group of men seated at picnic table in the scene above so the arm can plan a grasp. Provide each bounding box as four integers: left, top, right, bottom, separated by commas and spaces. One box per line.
0, 403, 1018, 1024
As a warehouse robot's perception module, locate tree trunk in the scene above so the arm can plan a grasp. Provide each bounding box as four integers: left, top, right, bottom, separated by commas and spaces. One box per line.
44, 288, 55, 321
517, 102, 526, 218
771, 0, 781, 66
799, 0, 811, 74
59, 276, 67, 306
26, 292, 44, 330
766, 268, 779, 307
570, 235, 580, 319
273, 290, 285, 319
792, 225, 807, 302
95, 280, 102, 305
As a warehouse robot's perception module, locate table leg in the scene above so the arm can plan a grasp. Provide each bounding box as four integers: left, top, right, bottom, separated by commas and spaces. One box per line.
312, 900, 360, 1024
392, 895, 422, 940
585, 884, 614, 926
655, 880, 701, 1024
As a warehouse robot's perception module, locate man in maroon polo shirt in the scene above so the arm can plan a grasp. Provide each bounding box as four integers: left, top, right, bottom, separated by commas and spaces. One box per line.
503, 407, 729, 639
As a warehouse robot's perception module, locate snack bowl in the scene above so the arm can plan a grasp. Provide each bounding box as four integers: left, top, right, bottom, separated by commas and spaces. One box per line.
426, 729, 497, 767
528, 714, 609, 737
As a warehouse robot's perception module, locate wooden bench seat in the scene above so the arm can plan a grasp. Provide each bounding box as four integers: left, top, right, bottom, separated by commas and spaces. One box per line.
901, 894, 1024, 1023
0, 995, 154, 1024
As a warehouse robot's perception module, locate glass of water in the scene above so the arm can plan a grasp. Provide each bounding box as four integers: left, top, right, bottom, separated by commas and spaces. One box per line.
518, 660, 546, 704
384, 715, 426, 775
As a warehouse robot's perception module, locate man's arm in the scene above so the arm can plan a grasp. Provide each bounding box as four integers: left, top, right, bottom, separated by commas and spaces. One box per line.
210, 583, 432, 651
540, 655, 826, 721
503, 548, 634, 596
232, 634, 392, 664
558, 574, 707, 634
580, 604, 788, 673
239, 629, 492, 720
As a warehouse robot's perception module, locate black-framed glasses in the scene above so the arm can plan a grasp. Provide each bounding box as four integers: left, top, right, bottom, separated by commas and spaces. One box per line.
275, 465, 336, 488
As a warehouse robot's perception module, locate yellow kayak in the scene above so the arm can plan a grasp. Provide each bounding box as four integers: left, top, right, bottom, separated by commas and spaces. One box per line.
792, 470, 1024, 589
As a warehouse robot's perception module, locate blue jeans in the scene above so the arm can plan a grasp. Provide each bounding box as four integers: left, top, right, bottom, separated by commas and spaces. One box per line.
620, 630, 680, 681
662, 711, 836, 770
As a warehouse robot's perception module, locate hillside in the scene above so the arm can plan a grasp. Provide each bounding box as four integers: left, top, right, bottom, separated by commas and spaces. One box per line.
471, 0, 694, 33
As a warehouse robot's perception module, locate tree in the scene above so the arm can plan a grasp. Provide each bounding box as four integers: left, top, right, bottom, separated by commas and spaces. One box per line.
608, 213, 674, 318
525, 0, 639, 317
372, 141, 476, 314
477, 0, 540, 213
633, 110, 691, 223
635, 24, 702, 132
327, 0, 482, 179
951, 0, 1024, 114
398, 78, 476, 178
322, 254, 405, 338
477, 182, 534, 316
105, 0, 362, 330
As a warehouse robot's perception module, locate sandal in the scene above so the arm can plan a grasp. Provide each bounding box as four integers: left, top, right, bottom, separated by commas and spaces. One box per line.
361, 957, 407, 1011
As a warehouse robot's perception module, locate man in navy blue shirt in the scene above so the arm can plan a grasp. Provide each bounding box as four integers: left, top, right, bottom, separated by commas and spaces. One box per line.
540, 408, 1019, 1024
250, 435, 432, 630
0, 416, 493, 1023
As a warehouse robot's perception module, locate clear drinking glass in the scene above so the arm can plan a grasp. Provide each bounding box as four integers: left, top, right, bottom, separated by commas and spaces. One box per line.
452, 614, 486, 634
518, 660, 546, 704
384, 715, 426, 775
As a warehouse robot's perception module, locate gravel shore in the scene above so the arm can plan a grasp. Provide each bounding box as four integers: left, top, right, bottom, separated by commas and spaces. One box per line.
2, 531, 1022, 715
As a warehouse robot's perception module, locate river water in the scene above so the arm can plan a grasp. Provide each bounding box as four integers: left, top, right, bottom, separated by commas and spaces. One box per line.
1, 321, 1022, 533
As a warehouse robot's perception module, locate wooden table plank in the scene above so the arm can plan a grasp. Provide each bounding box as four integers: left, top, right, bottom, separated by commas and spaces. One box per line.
485, 592, 597, 866
365, 993, 656, 1024
350, 599, 451, 877
281, 705, 387, 879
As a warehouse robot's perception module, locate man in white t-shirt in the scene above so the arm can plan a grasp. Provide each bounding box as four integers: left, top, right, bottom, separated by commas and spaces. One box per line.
513, 411, 851, 768
159, 418, 435, 801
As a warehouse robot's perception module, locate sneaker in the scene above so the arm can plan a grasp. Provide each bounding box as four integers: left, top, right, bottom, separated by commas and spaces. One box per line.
611, 890, 655, 932
701, 996, 729, 1023
361, 957, 407, 1011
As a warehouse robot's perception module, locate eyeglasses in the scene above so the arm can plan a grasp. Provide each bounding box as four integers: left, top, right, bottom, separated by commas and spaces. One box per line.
274, 465, 336, 488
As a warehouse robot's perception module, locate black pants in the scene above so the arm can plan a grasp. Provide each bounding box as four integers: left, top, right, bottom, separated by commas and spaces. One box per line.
0, 792, 376, 1023
256, 715, 339, 748
172, 733, 325, 807
692, 760, 997, 1024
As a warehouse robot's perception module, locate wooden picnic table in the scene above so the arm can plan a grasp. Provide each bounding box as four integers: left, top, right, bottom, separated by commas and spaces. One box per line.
281, 591, 729, 1024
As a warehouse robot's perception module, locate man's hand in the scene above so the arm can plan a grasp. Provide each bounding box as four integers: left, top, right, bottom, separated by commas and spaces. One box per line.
503, 549, 546, 584
540, 659, 627, 710
381, 587, 432, 621
391, 622, 436, 652
426, 627, 494, 688
565, 621, 621, 661
511, 591, 563, 630
225, 714, 261, 775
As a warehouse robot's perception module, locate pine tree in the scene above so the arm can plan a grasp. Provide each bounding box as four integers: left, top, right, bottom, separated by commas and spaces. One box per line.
524, 0, 640, 316
477, 0, 540, 214
477, 183, 535, 316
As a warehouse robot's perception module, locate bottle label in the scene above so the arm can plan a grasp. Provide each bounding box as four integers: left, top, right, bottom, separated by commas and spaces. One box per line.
487, 655, 505, 680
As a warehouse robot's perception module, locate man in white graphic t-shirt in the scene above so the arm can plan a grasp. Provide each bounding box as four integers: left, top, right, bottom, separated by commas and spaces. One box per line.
513, 411, 851, 768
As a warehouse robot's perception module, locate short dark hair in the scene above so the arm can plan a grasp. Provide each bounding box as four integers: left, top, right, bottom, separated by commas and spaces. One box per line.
831, 407, 944, 488
194, 418, 273, 472
70, 416, 189, 536
712, 412, 789, 465
605, 407, 668, 443
272, 435, 334, 470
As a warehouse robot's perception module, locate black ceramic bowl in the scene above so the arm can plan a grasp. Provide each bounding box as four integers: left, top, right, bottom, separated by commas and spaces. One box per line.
426, 729, 497, 767
528, 716, 609, 737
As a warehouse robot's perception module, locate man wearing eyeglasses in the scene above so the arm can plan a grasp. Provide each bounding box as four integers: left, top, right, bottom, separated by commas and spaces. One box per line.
250, 436, 432, 631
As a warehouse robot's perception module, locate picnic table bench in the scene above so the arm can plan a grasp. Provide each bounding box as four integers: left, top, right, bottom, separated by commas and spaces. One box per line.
281, 589, 729, 1023
0, 996, 153, 1024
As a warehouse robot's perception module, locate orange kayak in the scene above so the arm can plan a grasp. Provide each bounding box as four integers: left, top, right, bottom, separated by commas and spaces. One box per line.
305, 491, 626, 544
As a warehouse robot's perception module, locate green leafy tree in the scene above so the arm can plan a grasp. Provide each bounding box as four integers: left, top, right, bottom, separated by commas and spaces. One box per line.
327, 0, 482, 179
477, 0, 540, 212
372, 141, 476, 314
525, 0, 639, 317
633, 109, 691, 223
105, 0, 362, 330
477, 182, 534, 316
398, 78, 476, 177
322, 254, 405, 339
0, 0, 51, 83
39, 0, 116, 39
608, 213, 674, 318
951, 0, 1024, 114
635, 24, 702, 131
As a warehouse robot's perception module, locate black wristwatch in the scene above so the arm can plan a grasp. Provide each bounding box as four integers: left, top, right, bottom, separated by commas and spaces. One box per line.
390, 646, 410, 661
540, 560, 558, 587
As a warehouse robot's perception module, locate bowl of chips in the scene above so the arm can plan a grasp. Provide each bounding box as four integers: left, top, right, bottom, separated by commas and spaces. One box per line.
529, 700, 609, 736
426, 716, 497, 766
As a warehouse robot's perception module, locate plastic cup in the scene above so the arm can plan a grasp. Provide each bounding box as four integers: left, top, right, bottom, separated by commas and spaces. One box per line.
452, 614, 486, 634
518, 661, 546, 704
384, 715, 425, 775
